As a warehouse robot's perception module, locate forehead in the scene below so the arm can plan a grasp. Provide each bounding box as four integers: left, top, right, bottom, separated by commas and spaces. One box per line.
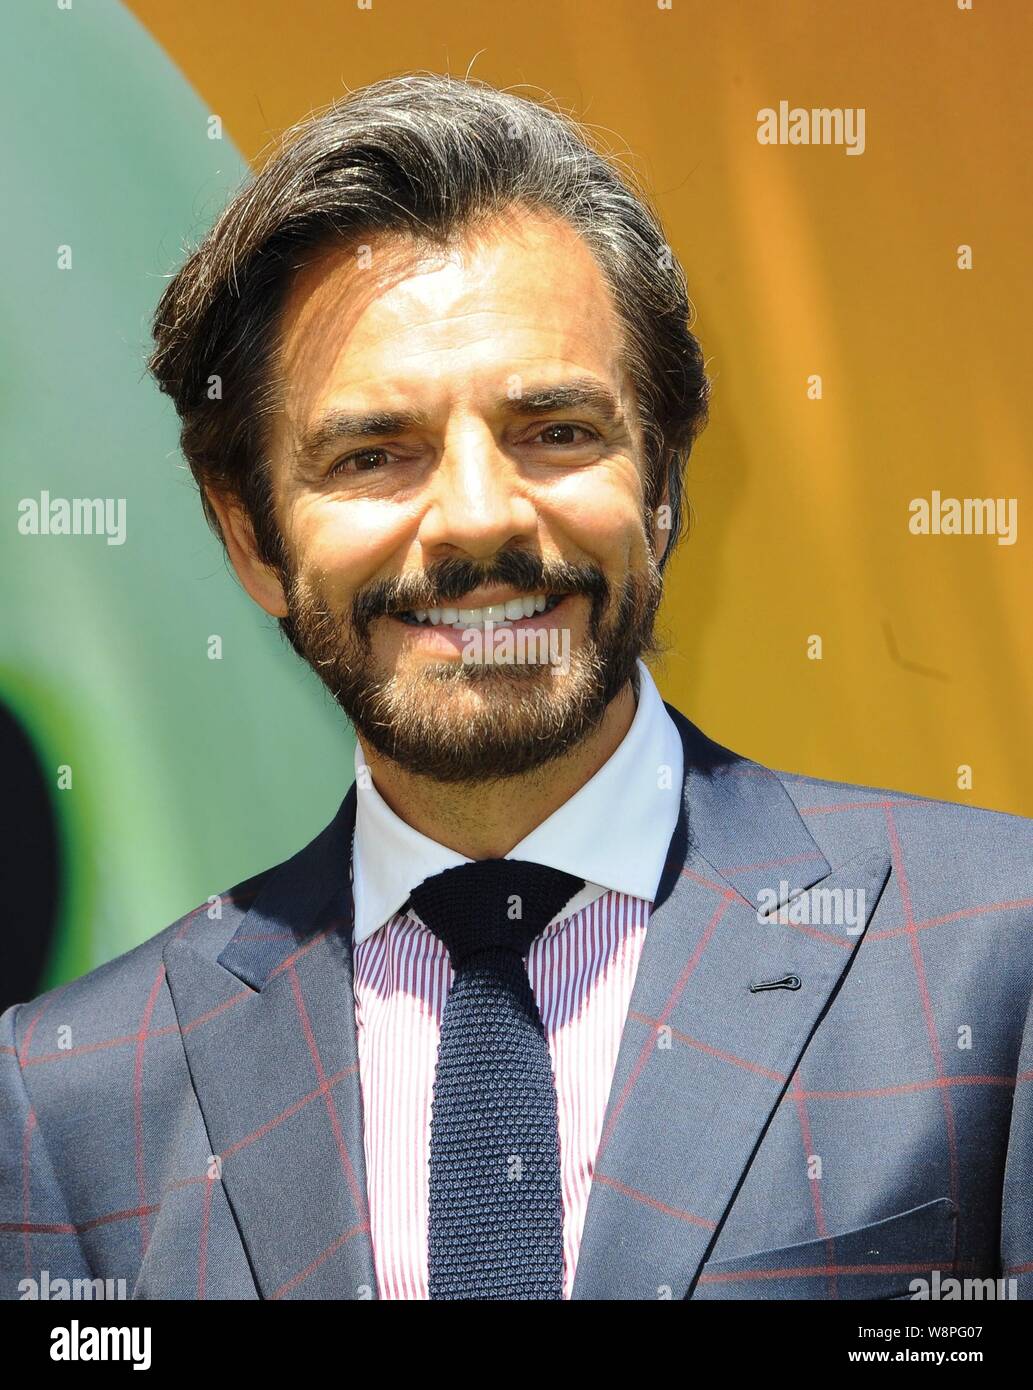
269, 208, 631, 449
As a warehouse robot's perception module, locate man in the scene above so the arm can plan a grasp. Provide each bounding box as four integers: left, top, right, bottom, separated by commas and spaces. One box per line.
2, 73, 1031, 1303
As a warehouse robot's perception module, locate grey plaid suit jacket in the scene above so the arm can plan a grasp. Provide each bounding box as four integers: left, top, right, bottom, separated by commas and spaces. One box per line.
3, 704, 1032, 1300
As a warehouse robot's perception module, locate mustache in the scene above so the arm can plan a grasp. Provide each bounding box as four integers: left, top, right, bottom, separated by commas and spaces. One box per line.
352, 552, 610, 635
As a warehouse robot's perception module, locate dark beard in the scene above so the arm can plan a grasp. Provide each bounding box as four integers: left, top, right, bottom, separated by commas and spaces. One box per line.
277, 546, 665, 784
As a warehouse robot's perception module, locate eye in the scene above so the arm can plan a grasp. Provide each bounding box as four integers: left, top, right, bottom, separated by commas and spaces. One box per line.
328, 447, 397, 477
527, 422, 599, 448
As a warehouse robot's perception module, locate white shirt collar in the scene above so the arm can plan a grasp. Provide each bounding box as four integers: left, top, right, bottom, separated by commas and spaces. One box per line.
350, 659, 684, 946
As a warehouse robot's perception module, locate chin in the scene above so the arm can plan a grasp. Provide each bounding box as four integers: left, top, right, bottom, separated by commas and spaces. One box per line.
348, 657, 611, 783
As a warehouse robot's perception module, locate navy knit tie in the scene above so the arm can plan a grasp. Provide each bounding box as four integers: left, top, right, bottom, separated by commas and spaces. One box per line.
407, 858, 585, 1300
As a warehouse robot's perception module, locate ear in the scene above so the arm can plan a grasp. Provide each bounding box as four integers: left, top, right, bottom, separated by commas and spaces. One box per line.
205, 488, 289, 618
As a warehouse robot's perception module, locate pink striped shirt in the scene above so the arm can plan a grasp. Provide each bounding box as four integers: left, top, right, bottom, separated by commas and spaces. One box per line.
349, 660, 683, 1298
353, 892, 651, 1298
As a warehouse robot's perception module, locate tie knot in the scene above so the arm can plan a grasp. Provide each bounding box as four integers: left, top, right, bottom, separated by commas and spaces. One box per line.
407, 858, 585, 966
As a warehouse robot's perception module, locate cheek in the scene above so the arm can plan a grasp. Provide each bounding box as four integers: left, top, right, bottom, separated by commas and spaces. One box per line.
289, 496, 414, 587
543, 471, 647, 566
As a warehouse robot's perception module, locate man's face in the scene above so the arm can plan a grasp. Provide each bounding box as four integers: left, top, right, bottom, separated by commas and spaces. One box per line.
247, 207, 666, 782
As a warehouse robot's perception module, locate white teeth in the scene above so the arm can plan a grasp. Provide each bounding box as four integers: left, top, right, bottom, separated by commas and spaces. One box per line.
404, 593, 555, 627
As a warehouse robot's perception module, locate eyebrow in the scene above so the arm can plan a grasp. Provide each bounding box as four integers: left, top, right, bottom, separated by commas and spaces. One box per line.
292, 378, 626, 470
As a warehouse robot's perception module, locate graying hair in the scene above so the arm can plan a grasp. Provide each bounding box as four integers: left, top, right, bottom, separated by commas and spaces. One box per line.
147, 71, 710, 574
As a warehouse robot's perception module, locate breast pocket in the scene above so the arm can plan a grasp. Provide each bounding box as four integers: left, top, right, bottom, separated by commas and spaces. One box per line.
691, 1197, 958, 1300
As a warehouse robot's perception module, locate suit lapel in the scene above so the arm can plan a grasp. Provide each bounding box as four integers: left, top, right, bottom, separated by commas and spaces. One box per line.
163, 787, 379, 1300
571, 706, 891, 1299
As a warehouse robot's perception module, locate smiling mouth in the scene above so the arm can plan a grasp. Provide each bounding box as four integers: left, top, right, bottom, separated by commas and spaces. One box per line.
392, 592, 567, 629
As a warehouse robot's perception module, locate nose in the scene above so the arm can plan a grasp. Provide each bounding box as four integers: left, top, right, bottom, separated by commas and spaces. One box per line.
416, 420, 537, 560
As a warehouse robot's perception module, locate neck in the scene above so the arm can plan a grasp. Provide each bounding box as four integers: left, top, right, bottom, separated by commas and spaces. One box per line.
358, 679, 638, 860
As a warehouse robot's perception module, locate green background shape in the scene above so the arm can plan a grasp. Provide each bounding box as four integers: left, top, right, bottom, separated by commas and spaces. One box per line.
1, 0, 352, 991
